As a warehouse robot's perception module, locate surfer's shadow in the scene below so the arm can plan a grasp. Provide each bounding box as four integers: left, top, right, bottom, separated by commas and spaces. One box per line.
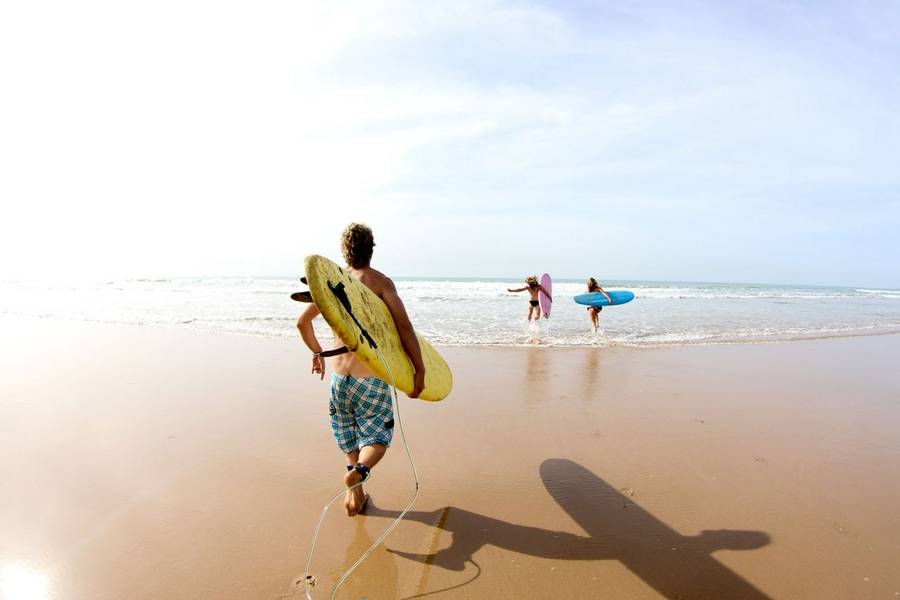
369, 459, 773, 600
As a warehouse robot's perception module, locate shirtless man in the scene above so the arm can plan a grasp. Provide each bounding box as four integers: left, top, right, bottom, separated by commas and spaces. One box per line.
296, 223, 425, 516
508, 275, 552, 321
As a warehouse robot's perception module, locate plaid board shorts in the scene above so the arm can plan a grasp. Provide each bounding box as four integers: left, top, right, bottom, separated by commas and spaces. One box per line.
329, 373, 394, 454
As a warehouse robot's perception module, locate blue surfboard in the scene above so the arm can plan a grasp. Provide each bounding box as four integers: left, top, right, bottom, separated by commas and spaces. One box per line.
574, 290, 635, 307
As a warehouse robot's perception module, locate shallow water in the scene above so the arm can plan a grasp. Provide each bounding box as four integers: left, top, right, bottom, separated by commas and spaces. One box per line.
2, 277, 898, 347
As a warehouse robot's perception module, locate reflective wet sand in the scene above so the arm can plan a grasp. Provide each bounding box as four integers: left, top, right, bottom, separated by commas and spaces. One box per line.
2, 316, 899, 599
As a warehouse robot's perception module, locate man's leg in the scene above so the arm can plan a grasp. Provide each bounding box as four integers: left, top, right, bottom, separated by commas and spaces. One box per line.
344, 443, 387, 515
344, 376, 394, 516
331, 375, 367, 516
343, 449, 360, 515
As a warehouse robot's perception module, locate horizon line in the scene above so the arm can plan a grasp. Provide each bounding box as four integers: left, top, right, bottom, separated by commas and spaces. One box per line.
4, 274, 896, 291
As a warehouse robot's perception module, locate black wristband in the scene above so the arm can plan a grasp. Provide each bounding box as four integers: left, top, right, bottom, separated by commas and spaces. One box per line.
315, 346, 349, 358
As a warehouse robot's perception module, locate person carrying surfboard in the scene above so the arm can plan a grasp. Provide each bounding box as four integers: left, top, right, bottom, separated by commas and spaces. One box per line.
586, 277, 613, 332
508, 275, 552, 321
295, 223, 426, 517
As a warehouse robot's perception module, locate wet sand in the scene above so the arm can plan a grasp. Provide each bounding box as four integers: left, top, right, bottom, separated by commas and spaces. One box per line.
2, 315, 899, 599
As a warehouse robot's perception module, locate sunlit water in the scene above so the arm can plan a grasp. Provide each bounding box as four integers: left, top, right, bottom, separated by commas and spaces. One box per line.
0, 564, 50, 600
2, 277, 899, 347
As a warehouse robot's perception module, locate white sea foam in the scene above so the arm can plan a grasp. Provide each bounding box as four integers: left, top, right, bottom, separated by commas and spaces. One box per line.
2, 277, 899, 347
856, 288, 900, 298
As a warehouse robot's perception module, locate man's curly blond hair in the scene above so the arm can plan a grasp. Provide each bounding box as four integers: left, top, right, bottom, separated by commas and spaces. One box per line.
340, 223, 375, 268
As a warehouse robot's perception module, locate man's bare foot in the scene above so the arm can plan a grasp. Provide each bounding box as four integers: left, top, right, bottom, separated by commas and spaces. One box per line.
344, 468, 366, 516
344, 489, 354, 516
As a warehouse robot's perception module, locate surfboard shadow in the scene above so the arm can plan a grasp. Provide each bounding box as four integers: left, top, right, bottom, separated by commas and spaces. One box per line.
368, 458, 772, 599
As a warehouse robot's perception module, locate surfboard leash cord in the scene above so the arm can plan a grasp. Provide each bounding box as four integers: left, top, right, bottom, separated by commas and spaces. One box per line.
302, 346, 420, 600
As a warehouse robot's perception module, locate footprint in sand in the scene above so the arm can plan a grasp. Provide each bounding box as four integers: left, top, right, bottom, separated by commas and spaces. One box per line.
832, 522, 856, 537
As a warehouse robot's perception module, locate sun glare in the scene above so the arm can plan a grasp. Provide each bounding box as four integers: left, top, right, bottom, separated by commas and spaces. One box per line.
0, 564, 50, 600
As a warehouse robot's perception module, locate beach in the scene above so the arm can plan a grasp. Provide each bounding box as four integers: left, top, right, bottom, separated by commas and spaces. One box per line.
2, 315, 900, 599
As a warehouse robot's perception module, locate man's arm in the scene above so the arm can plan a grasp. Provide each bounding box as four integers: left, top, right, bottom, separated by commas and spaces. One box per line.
539, 285, 553, 302
380, 279, 425, 398
297, 303, 326, 380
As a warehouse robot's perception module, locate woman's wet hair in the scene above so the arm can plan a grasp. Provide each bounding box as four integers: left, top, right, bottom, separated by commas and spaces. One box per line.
341, 223, 375, 268
587, 277, 599, 290
526, 275, 539, 287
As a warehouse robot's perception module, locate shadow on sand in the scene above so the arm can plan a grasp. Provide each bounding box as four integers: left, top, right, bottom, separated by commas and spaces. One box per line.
368, 458, 772, 599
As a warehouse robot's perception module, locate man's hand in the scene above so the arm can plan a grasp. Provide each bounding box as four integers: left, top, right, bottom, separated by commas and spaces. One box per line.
409, 369, 425, 398
311, 354, 325, 380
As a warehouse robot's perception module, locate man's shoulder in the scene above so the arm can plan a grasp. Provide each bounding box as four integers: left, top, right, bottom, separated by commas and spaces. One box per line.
355, 267, 395, 294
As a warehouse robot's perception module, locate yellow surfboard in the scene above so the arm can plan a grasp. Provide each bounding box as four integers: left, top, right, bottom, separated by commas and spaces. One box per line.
303, 254, 452, 401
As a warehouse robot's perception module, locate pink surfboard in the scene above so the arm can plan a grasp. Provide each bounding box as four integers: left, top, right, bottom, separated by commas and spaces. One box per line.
539, 273, 552, 318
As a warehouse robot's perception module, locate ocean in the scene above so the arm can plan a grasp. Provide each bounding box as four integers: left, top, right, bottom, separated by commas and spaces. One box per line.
2, 277, 899, 347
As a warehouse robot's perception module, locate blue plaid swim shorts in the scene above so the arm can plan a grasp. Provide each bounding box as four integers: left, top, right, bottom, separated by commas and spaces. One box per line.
329, 374, 394, 454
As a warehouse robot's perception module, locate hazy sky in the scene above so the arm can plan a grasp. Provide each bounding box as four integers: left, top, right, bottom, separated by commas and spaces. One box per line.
1, 1, 898, 286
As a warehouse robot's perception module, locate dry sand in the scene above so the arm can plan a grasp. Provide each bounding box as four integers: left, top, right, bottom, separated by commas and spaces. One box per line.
2, 315, 899, 599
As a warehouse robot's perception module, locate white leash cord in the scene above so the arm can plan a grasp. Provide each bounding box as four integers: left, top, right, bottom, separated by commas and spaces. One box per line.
302, 348, 420, 599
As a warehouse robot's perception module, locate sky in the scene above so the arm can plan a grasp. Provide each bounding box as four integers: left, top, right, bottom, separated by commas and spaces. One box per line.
1, 0, 898, 287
